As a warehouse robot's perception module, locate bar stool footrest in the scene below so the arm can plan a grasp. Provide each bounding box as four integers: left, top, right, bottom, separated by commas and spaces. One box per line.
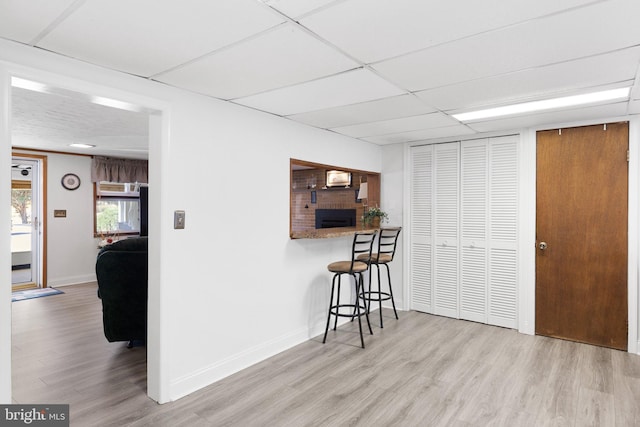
329, 304, 368, 317
360, 291, 392, 302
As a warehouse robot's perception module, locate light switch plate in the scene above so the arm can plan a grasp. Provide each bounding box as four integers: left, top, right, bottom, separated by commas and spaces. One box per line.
174, 210, 185, 229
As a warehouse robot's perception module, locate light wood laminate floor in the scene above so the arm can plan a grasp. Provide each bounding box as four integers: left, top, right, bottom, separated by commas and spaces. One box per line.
11, 282, 640, 426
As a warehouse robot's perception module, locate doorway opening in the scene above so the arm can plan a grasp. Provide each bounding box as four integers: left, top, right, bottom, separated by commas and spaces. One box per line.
9, 76, 154, 401
11, 156, 45, 291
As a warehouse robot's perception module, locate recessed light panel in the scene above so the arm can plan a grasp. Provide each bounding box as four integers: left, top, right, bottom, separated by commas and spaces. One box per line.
452, 88, 631, 122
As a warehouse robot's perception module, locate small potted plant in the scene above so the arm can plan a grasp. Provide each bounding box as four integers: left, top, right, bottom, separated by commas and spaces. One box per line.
362, 206, 389, 228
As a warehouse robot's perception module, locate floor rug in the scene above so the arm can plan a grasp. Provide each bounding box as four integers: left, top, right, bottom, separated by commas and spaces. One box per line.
12, 287, 64, 302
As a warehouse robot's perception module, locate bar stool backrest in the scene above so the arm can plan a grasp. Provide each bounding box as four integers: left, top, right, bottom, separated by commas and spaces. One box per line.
350, 230, 378, 271
377, 227, 402, 262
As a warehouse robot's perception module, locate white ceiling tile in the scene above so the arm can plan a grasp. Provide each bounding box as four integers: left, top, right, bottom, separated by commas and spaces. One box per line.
11, 86, 149, 158
361, 125, 476, 145
261, 0, 337, 18
0, 0, 77, 43
332, 112, 458, 138
36, 0, 285, 77
287, 94, 434, 128
301, 0, 597, 63
155, 23, 358, 100
374, 0, 640, 91
4, 0, 640, 155
467, 102, 629, 133
417, 47, 640, 111
233, 68, 405, 116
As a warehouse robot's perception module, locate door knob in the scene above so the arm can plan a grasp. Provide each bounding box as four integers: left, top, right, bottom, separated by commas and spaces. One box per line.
539, 242, 548, 250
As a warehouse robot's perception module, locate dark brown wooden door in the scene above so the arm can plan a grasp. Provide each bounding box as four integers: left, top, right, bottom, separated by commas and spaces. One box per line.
536, 123, 628, 350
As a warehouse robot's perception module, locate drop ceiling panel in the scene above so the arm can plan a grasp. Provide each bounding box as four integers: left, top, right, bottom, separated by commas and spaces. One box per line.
417, 48, 640, 111
262, 0, 338, 19
0, 0, 77, 43
300, 0, 597, 63
3, 0, 640, 155
287, 94, 435, 128
467, 102, 629, 133
36, 0, 284, 77
11, 86, 149, 158
373, 0, 640, 91
155, 23, 358, 100
362, 124, 476, 145
233, 68, 405, 116
331, 112, 458, 138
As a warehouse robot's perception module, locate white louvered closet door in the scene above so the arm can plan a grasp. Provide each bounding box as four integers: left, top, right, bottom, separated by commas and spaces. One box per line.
488, 135, 518, 328
410, 135, 518, 329
409, 145, 433, 313
460, 139, 488, 323
433, 143, 459, 318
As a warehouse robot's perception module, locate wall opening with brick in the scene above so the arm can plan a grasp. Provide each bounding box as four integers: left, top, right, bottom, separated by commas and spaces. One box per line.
290, 159, 380, 234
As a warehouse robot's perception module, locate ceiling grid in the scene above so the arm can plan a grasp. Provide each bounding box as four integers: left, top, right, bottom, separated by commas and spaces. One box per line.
1, 0, 638, 156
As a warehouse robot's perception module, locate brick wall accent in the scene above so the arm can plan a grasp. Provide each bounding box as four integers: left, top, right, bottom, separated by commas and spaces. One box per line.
291, 169, 369, 231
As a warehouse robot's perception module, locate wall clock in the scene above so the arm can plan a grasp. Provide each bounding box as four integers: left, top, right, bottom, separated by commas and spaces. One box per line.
61, 173, 81, 191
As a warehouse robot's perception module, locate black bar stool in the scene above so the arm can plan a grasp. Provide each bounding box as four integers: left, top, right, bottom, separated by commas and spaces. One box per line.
358, 227, 402, 328
322, 230, 377, 348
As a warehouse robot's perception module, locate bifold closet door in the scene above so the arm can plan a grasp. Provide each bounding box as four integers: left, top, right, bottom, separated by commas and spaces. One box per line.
433, 142, 460, 318
409, 145, 433, 313
410, 135, 518, 329
487, 136, 518, 328
460, 140, 488, 323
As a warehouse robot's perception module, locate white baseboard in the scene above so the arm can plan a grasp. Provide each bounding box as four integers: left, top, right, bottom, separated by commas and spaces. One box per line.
169, 323, 327, 402
168, 304, 408, 402
47, 274, 96, 287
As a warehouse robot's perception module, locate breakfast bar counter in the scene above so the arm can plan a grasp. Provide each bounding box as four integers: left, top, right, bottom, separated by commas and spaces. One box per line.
290, 227, 377, 239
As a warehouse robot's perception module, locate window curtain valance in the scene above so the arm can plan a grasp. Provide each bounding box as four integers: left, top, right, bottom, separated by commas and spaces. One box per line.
91, 156, 148, 184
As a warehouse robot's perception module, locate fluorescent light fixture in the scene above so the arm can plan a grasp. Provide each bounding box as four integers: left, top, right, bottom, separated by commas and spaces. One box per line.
90, 96, 142, 112
69, 143, 95, 149
11, 77, 49, 93
452, 87, 631, 122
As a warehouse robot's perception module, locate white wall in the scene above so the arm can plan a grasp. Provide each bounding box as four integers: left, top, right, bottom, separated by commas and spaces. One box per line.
0, 39, 383, 403
158, 89, 383, 399
380, 143, 405, 309
13, 150, 97, 287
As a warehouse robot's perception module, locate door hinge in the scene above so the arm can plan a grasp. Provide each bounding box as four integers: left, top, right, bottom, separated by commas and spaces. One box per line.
627, 150, 630, 162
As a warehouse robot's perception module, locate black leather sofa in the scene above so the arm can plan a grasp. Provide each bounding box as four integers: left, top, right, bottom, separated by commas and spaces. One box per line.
96, 237, 148, 346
